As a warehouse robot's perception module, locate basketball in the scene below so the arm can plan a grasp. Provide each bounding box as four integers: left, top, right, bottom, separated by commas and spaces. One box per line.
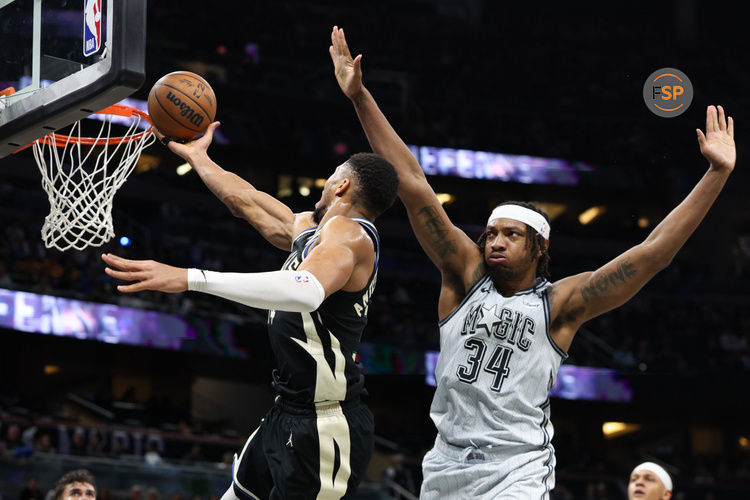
147, 71, 216, 141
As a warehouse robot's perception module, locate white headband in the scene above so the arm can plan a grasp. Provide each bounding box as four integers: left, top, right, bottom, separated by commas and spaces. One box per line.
487, 205, 550, 239
632, 462, 673, 491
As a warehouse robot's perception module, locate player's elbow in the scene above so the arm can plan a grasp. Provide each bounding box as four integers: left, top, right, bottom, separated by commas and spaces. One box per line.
294, 294, 325, 313
652, 248, 676, 270
222, 193, 254, 219
640, 242, 674, 271
288, 273, 327, 312
657, 254, 675, 270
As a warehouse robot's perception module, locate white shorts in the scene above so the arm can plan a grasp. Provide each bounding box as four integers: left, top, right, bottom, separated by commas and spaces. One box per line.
420, 436, 556, 500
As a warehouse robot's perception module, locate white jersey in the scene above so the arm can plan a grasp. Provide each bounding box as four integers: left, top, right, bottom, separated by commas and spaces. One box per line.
430, 275, 568, 450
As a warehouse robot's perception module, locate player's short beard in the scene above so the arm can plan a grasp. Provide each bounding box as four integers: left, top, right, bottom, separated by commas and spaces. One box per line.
313, 205, 326, 224
486, 265, 516, 282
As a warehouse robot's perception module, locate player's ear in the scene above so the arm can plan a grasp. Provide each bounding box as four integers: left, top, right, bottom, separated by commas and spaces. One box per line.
334, 177, 351, 197
534, 236, 548, 258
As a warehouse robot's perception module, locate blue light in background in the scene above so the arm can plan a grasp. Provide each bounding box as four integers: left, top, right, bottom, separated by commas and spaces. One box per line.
119, 236, 131, 246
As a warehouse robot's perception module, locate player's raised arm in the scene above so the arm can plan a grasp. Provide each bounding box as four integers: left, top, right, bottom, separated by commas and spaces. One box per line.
154, 122, 305, 250
548, 105, 736, 351
329, 26, 481, 283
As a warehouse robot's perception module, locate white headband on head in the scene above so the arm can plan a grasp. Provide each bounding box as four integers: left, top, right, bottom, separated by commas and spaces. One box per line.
632, 462, 673, 491
487, 205, 550, 240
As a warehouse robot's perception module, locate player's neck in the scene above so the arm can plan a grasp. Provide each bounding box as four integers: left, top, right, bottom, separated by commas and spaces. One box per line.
491, 270, 538, 297
318, 200, 369, 226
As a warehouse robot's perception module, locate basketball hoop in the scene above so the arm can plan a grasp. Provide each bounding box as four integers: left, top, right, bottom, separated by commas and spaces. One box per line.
29, 104, 155, 251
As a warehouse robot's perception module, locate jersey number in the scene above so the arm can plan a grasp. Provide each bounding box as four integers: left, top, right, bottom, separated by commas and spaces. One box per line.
456, 338, 513, 392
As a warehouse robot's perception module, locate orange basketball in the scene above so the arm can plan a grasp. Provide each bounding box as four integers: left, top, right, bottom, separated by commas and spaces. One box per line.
147, 71, 217, 141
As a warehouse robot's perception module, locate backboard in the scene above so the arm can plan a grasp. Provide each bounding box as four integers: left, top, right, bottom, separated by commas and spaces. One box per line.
0, 0, 147, 158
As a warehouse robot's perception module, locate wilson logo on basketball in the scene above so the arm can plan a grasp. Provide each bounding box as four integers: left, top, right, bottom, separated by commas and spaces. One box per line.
148, 71, 217, 141
165, 91, 205, 127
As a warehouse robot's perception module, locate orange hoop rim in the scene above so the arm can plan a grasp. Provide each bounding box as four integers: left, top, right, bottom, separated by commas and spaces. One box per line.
43, 104, 153, 146
15, 104, 153, 153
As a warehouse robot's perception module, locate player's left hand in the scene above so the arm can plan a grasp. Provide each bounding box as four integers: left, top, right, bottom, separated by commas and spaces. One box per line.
329, 26, 363, 100
697, 105, 735, 173
102, 253, 188, 293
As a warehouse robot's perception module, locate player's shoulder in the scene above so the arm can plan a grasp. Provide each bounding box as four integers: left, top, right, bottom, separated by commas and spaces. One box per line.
547, 272, 591, 324
317, 216, 377, 259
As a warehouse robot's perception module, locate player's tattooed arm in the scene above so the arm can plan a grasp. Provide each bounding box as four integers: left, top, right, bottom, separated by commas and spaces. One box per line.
579, 258, 637, 303
417, 206, 458, 259
330, 27, 482, 283
549, 105, 735, 350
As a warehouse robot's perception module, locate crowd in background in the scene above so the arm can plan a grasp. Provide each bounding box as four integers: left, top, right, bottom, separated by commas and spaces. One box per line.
2, 189, 749, 376
2, 1, 750, 497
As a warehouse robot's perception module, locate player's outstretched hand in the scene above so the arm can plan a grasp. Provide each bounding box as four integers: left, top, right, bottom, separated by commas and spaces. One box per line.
152, 122, 221, 161
329, 26, 363, 100
102, 253, 188, 293
697, 105, 735, 173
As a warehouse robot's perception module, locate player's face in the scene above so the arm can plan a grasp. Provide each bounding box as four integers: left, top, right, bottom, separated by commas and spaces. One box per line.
314, 164, 349, 223
483, 219, 535, 279
62, 482, 96, 500
628, 471, 670, 500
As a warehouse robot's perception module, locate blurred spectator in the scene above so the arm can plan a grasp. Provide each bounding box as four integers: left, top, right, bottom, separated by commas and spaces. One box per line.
86, 431, 105, 457
551, 484, 575, 500
129, 485, 141, 500
1, 424, 22, 456
110, 439, 125, 459
19, 477, 44, 500
1, 423, 32, 459
381, 453, 417, 499
69, 429, 87, 456
35, 434, 55, 454
182, 445, 204, 462
144, 442, 164, 467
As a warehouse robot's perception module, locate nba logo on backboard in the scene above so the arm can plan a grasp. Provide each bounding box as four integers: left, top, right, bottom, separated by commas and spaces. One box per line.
83, 0, 102, 56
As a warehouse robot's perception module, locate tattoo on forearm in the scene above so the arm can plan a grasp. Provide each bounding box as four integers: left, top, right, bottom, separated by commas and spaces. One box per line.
417, 206, 458, 258
581, 258, 637, 303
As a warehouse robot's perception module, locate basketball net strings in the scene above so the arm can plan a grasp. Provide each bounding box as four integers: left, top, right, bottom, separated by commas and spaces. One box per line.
33, 113, 155, 251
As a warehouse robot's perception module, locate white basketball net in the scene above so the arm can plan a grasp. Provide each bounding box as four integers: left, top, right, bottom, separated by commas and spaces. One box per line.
32, 110, 155, 251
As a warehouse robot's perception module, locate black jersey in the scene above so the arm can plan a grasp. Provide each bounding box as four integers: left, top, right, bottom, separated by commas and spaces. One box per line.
268, 217, 379, 404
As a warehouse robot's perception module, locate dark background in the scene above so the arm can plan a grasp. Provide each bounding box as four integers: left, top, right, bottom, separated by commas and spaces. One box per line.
1, 1, 749, 498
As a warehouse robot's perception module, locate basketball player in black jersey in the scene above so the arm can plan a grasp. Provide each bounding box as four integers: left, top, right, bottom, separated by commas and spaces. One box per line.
101, 122, 399, 500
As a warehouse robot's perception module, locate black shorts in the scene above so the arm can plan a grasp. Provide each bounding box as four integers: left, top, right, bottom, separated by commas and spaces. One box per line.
231, 397, 374, 500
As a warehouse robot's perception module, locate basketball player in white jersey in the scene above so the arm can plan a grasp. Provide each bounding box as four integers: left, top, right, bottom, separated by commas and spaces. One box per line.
102, 123, 400, 499
330, 26, 736, 498
628, 462, 673, 500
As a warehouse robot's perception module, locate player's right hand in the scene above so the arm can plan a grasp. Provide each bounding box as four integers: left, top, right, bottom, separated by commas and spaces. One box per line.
329, 26, 363, 100
102, 253, 188, 294
152, 122, 220, 162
